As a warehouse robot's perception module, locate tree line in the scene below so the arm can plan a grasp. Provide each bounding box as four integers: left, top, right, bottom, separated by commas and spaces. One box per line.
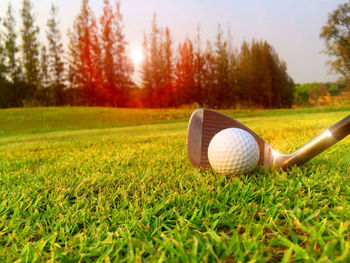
0, 0, 294, 109
294, 81, 346, 106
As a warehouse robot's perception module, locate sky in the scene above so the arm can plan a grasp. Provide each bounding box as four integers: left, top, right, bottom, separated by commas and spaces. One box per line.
0, 0, 348, 83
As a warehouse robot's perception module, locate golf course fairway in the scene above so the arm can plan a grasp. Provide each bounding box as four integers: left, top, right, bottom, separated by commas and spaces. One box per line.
0, 107, 349, 262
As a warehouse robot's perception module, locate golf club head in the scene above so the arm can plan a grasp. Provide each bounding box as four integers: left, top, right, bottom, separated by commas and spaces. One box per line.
186, 109, 268, 168
187, 109, 350, 170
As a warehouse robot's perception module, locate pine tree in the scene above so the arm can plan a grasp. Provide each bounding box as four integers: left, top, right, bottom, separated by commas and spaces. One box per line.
98, 0, 133, 106
141, 14, 161, 107
161, 27, 174, 107
270, 50, 294, 108
238, 41, 253, 104
214, 26, 231, 107
237, 40, 294, 108
91, 16, 104, 104
141, 32, 152, 105
249, 40, 272, 107
140, 14, 174, 107
149, 14, 161, 94
0, 31, 11, 108
201, 42, 216, 107
0, 19, 7, 80
3, 2, 22, 83
175, 38, 195, 105
228, 51, 239, 105
1, 6, 33, 108
20, 0, 40, 87
193, 26, 204, 105
259, 41, 274, 107
112, 0, 133, 106
46, 3, 65, 105
68, 0, 102, 105
100, 0, 116, 105
40, 45, 49, 87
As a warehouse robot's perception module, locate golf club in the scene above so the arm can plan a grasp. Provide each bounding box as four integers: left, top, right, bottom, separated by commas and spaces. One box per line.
187, 109, 350, 169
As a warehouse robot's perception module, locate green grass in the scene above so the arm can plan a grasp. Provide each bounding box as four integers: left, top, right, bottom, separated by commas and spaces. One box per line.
0, 106, 349, 262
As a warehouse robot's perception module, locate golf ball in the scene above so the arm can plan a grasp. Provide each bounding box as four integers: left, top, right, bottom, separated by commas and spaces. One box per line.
208, 128, 260, 175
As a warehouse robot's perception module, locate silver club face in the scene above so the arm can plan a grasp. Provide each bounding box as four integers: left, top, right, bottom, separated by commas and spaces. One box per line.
187, 109, 267, 168
187, 109, 349, 170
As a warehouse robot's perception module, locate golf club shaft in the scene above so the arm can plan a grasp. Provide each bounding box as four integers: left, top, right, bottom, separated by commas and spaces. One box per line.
277, 115, 350, 169
329, 115, 350, 140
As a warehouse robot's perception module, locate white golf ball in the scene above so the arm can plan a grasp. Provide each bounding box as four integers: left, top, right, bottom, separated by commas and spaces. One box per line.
208, 128, 260, 175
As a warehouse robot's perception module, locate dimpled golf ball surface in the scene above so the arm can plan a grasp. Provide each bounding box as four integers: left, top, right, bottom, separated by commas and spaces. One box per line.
208, 128, 260, 175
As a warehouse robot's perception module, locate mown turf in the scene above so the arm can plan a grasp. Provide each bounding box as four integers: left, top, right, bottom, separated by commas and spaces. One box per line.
0, 107, 349, 262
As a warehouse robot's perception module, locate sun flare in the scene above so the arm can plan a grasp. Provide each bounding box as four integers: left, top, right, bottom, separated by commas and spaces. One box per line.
130, 48, 144, 66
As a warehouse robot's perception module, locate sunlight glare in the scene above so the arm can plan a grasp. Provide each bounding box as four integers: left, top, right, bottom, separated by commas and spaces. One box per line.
130, 48, 144, 67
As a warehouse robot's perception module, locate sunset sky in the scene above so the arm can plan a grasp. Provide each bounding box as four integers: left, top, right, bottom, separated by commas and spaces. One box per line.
0, 0, 347, 83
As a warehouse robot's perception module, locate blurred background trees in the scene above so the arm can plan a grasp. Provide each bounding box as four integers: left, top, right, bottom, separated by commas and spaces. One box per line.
1, 0, 348, 109
320, 1, 350, 82
140, 19, 295, 108
46, 3, 65, 106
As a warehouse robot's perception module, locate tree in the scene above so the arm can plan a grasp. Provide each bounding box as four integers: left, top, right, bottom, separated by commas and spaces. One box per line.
237, 40, 294, 108
68, 0, 102, 105
147, 14, 163, 107
160, 27, 174, 107
294, 84, 310, 106
141, 14, 173, 107
174, 38, 195, 105
46, 3, 65, 105
228, 51, 239, 105
91, 18, 104, 103
40, 45, 49, 87
201, 42, 216, 107
271, 56, 294, 108
141, 32, 152, 105
238, 41, 254, 103
193, 26, 205, 104
100, 0, 116, 105
20, 0, 40, 87
250, 40, 274, 107
110, 0, 133, 106
320, 2, 350, 81
0, 19, 7, 80
214, 26, 231, 107
328, 83, 340, 96
3, 2, 22, 83
0, 18, 11, 108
